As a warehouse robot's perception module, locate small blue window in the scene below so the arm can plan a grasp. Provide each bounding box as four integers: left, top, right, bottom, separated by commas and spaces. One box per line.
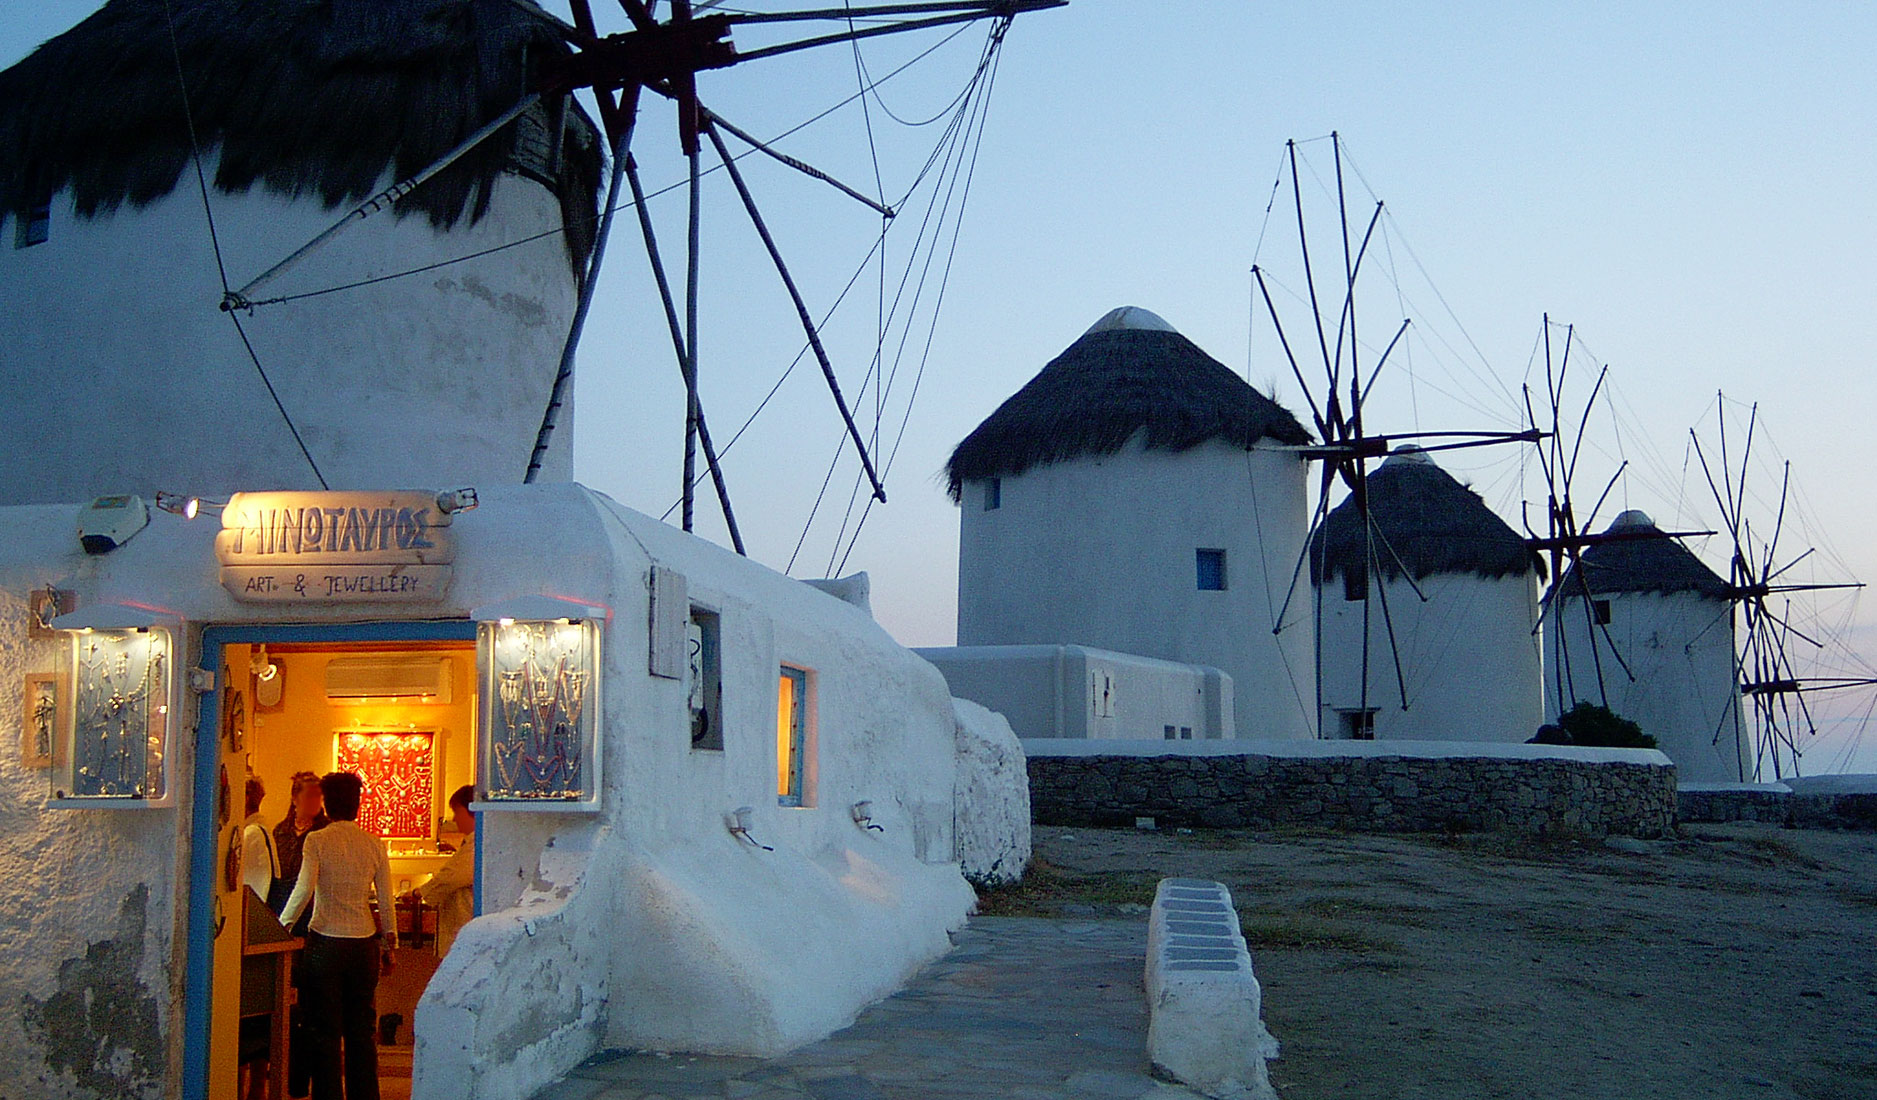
983, 478, 1001, 511
1196, 548, 1227, 591
14, 202, 49, 249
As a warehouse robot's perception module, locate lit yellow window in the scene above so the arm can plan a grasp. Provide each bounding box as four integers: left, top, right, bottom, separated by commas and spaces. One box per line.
777, 667, 808, 806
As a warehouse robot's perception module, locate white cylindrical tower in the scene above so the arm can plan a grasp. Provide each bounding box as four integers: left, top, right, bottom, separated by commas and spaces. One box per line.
1310, 447, 1544, 742
947, 307, 1316, 740
1546, 510, 1749, 781
0, 0, 602, 505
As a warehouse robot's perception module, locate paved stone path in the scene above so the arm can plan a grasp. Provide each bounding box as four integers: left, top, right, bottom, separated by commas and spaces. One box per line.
532, 917, 1209, 1100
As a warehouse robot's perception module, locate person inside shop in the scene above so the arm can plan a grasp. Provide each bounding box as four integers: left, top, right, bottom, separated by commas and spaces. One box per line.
237, 777, 278, 1100
240, 776, 278, 905
272, 770, 327, 1097
271, 771, 328, 920
408, 784, 476, 955
278, 771, 396, 1100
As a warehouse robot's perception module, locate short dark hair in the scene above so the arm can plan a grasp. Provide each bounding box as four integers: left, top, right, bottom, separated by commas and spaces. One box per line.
244, 776, 265, 815
448, 784, 475, 813
320, 771, 364, 821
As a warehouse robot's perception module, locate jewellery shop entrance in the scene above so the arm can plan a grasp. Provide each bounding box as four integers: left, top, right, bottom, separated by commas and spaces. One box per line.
189, 621, 479, 1100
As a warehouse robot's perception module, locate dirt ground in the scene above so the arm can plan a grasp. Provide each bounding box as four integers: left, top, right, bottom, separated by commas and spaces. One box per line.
980, 823, 1877, 1100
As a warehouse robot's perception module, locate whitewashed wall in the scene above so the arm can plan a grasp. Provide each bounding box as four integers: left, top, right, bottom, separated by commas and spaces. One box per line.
0, 484, 975, 1100
0, 157, 579, 506
917, 644, 1232, 741
0, 507, 182, 1099
1317, 572, 1543, 742
956, 438, 1313, 740
1547, 590, 1749, 782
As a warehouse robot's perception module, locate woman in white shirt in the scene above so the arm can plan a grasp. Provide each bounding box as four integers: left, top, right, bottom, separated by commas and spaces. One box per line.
279, 772, 394, 1100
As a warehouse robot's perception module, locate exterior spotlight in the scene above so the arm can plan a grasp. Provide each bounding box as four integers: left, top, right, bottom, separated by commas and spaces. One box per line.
851, 801, 884, 832
155, 492, 201, 519
436, 487, 479, 515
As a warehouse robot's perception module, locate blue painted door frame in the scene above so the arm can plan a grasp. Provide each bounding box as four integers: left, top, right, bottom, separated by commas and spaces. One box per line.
183, 619, 476, 1100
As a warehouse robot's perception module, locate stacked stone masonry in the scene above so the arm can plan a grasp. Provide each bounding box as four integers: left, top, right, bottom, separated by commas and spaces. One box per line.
1028, 752, 1677, 838
1678, 789, 1877, 829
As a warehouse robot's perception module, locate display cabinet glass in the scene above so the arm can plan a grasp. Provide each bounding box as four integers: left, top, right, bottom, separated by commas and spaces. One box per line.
477, 615, 601, 808
54, 626, 174, 804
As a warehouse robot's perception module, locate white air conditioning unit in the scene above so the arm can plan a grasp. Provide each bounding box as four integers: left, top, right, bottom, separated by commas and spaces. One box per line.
325, 656, 453, 703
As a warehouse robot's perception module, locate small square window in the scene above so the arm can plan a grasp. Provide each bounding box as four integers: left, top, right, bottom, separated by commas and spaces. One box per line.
1340, 709, 1377, 740
1196, 548, 1227, 591
1592, 599, 1612, 625
1164, 725, 1177, 741
14, 202, 49, 249
688, 608, 722, 750
983, 477, 1001, 511
1179, 726, 1193, 740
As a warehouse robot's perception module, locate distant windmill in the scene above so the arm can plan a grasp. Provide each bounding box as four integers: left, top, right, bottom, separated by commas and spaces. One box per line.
1689, 396, 1872, 779
1253, 132, 1539, 734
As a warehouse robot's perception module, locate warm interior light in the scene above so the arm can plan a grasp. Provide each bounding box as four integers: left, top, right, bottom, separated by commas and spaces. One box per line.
497, 617, 516, 627
777, 674, 796, 799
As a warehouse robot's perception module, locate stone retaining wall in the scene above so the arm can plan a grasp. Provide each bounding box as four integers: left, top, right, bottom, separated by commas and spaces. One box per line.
1679, 788, 1877, 829
1027, 747, 1677, 838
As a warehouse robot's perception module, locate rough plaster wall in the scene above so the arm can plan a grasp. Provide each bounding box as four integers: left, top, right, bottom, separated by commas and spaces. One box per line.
920, 645, 1232, 741
415, 487, 977, 1092
0, 580, 177, 1100
1319, 572, 1544, 742
1549, 591, 1749, 782
601, 835, 974, 1057
950, 698, 1031, 887
956, 441, 1313, 739
0, 485, 978, 1097
414, 826, 612, 1100
0, 162, 578, 506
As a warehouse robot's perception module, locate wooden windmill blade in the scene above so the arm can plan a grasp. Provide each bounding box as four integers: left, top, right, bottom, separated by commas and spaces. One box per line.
1257, 133, 1546, 735
225, 0, 1062, 553
1689, 392, 1872, 779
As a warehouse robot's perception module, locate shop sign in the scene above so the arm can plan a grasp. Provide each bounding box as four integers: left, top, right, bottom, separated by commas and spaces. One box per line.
216, 491, 455, 603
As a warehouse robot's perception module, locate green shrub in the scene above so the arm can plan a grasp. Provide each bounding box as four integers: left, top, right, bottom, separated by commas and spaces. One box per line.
1553, 702, 1657, 749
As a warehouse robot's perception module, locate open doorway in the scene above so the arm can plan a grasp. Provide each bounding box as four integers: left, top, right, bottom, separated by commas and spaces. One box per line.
190, 623, 477, 1100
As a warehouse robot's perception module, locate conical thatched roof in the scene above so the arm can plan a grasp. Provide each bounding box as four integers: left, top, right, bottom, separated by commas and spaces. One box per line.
1310, 448, 1541, 584
945, 307, 1311, 499
0, 0, 601, 273
1553, 510, 1729, 600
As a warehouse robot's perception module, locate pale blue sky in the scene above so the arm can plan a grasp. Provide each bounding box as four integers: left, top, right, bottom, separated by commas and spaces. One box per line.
8, 2, 1875, 772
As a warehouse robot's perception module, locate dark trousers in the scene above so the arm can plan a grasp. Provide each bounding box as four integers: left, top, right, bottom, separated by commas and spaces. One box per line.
301, 932, 380, 1100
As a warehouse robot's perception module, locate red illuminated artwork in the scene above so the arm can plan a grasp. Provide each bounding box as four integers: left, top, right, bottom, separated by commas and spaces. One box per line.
335, 731, 435, 838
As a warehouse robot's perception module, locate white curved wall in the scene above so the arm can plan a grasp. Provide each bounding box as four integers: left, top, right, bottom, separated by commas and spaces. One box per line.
0, 483, 975, 1099
1318, 572, 1543, 742
0, 157, 580, 505
1547, 591, 1749, 782
957, 438, 1314, 740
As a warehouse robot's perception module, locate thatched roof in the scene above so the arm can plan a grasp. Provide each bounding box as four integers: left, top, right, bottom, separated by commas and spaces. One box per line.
1310, 448, 1541, 584
946, 307, 1311, 499
1553, 510, 1729, 600
0, 0, 601, 274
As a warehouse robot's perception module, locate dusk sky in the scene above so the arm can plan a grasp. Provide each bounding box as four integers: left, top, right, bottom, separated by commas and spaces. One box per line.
8, 2, 1876, 772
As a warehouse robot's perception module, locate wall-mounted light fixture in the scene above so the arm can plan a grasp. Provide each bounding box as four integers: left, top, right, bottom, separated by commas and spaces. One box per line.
726, 805, 773, 850
76, 495, 149, 554
850, 800, 884, 832
471, 595, 608, 811
154, 491, 229, 520
435, 488, 479, 515
250, 644, 284, 707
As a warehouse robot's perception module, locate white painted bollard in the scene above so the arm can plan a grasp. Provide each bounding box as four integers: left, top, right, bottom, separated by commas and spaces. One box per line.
1145, 878, 1279, 1100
